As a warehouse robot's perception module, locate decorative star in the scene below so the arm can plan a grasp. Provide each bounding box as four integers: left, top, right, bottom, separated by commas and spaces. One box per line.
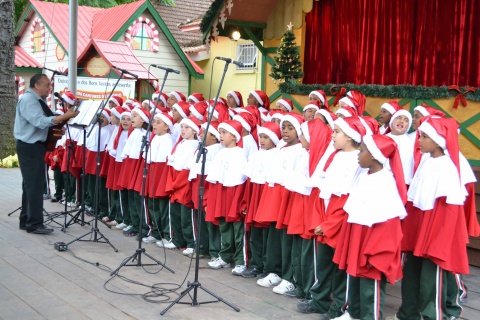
287, 22, 293, 30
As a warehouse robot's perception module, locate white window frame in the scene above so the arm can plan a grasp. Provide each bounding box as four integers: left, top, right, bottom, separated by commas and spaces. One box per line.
234, 41, 258, 73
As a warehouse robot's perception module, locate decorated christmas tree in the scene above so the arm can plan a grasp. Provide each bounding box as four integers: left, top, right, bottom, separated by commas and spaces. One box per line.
270, 24, 303, 82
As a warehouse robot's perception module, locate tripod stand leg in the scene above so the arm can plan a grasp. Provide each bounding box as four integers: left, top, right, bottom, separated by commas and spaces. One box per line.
8, 206, 22, 216
141, 251, 175, 274
159, 283, 240, 315
92, 228, 118, 252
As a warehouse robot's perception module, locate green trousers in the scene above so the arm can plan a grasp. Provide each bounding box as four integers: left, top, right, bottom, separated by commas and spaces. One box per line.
445, 273, 463, 318
281, 229, 294, 282
263, 222, 282, 275
147, 197, 170, 240
126, 190, 149, 236
309, 242, 347, 317
347, 275, 386, 320
206, 221, 221, 258
52, 168, 64, 200
169, 201, 186, 248
63, 172, 76, 203
291, 236, 315, 299
118, 189, 129, 225
398, 254, 450, 320
248, 225, 264, 271
87, 174, 108, 216
196, 209, 210, 256
218, 219, 245, 266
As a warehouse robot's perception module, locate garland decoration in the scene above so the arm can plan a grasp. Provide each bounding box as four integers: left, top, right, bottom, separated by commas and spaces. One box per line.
280, 82, 480, 102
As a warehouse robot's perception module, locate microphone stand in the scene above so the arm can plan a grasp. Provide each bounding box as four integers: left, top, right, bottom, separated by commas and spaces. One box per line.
161, 60, 240, 315
110, 67, 175, 276
67, 71, 128, 252
43, 102, 85, 229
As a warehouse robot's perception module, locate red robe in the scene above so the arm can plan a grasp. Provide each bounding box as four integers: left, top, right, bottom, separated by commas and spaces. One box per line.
205, 183, 245, 224
334, 216, 403, 284
412, 197, 470, 274
254, 184, 284, 224
165, 167, 193, 207
243, 179, 268, 230
316, 194, 349, 248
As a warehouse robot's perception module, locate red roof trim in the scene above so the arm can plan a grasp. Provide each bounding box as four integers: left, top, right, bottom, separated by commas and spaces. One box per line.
15, 46, 43, 68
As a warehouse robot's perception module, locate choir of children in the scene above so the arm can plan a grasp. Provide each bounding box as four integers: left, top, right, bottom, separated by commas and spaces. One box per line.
48, 89, 477, 320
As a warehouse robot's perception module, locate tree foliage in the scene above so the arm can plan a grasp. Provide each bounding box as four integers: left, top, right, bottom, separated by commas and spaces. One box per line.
270, 29, 303, 82
14, 0, 175, 24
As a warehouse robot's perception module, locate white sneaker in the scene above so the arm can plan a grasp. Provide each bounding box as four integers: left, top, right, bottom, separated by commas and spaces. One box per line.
142, 236, 158, 244
68, 202, 77, 208
272, 279, 295, 295
163, 240, 177, 249
232, 265, 247, 275
257, 273, 282, 287
332, 311, 359, 320
115, 222, 127, 230
182, 248, 194, 256
155, 238, 170, 247
123, 225, 133, 232
208, 257, 230, 269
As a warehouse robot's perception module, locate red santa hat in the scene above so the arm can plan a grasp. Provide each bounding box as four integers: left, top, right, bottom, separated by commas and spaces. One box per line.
257, 121, 281, 146
188, 92, 205, 103
360, 116, 380, 135
101, 108, 112, 123
333, 116, 367, 143
152, 91, 169, 107
233, 112, 259, 145
346, 90, 366, 115
218, 120, 244, 147
154, 112, 175, 133
189, 101, 208, 121
302, 118, 333, 176
226, 90, 244, 108
241, 105, 263, 127
414, 104, 446, 118
303, 100, 320, 113
172, 101, 191, 119
142, 99, 155, 110
110, 106, 124, 120
380, 100, 403, 115
389, 109, 413, 132
180, 116, 201, 133
109, 96, 123, 107
169, 91, 186, 102
132, 107, 151, 124
363, 134, 408, 203
315, 108, 337, 128
281, 113, 305, 138
267, 109, 286, 122
276, 98, 293, 112
206, 102, 230, 122
309, 90, 329, 110
201, 120, 220, 141
335, 106, 358, 118
62, 90, 76, 105
250, 90, 270, 111
418, 117, 460, 173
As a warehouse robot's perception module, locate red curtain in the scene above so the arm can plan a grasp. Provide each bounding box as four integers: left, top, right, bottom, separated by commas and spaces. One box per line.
303, 0, 480, 87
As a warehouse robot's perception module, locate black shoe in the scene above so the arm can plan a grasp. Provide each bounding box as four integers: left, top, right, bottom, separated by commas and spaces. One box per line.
284, 288, 304, 299
241, 267, 262, 278
50, 198, 61, 203
297, 299, 318, 314
27, 225, 54, 234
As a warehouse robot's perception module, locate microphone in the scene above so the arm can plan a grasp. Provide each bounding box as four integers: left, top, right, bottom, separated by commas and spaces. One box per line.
151, 64, 180, 74
112, 65, 139, 79
54, 92, 66, 104
215, 56, 244, 67
44, 67, 67, 76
